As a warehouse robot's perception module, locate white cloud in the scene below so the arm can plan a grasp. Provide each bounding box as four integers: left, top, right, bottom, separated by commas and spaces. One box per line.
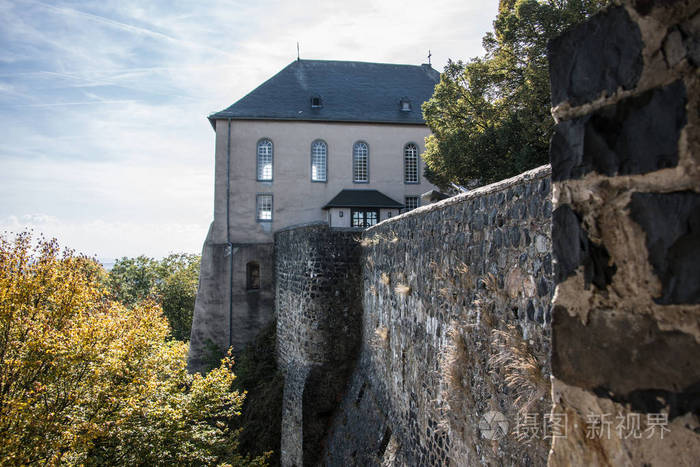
0, 214, 207, 259
0, 0, 499, 258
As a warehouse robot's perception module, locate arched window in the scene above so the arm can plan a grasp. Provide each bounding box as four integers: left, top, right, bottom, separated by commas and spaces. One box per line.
311, 140, 327, 182
404, 143, 418, 183
257, 139, 273, 181
246, 262, 260, 290
353, 141, 368, 183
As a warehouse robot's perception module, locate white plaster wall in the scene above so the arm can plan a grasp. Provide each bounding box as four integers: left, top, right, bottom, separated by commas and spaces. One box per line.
328, 208, 349, 228
382, 208, 399, 221
211, 119, 436, 243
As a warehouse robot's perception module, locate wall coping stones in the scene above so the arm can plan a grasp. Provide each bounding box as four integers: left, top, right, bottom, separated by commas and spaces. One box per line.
274, 220, 329, 234
367, 164, 552, 232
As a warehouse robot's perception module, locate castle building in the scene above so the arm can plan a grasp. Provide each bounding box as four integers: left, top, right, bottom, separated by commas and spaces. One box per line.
188, 59, 440, 370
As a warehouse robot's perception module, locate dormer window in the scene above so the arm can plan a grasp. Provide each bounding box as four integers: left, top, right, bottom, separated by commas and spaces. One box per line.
400, 97, 411, 112
311, 96, 323, 108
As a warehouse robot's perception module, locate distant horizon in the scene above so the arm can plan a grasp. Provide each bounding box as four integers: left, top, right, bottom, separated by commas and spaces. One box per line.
1, 0, 499, 258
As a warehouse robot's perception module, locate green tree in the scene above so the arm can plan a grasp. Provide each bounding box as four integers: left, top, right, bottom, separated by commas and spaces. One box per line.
107, 255, 160, 305
0, 232, 266, 466
160, 254, 200, 341
107, 253, 200, 341
422, 0, 607, 188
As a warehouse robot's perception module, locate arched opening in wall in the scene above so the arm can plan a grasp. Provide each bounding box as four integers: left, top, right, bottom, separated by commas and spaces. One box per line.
246, 262, 260, 290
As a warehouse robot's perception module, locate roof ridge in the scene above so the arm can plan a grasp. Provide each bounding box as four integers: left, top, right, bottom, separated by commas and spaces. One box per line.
294, 58, 432, 68
208, 58, 440, 128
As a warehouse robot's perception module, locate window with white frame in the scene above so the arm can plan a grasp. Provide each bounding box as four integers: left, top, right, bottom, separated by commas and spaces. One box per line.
404, 143, 418, 183
257, 139, 273, 181
311, 140, 327, 182
353, 142, 368, 183
256, 194, 273, 221
405, 196, 419, 211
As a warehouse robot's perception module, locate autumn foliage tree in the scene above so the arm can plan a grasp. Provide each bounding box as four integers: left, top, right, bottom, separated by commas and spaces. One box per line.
0, 232, 267, 466
422, 0, 607, 187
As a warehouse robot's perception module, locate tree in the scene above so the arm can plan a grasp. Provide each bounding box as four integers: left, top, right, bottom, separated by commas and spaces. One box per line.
107, 253, 200, 341
422, 0, 607, 188
159, 255, 200, 341
0, 232, 267, 466
106, 255, 160, 305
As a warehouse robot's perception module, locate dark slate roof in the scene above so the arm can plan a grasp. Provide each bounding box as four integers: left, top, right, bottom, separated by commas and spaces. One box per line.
208, 59, 440, 127
323, 189, 404, 209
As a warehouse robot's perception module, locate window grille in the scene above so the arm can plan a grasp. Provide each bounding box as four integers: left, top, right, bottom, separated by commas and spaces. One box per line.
311, 140, 327, 181
405, 196, 419, 211
257, 194, 273, 221
353, 142, 368, 182
404, 143, 418, 183
351, 209, 379, 228
257, 139, 273, 181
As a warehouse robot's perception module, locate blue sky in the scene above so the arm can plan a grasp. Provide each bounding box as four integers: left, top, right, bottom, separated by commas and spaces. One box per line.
0, 0, 499, 260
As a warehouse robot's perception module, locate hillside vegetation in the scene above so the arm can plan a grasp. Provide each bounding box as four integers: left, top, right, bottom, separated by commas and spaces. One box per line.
0, 232, 267, 466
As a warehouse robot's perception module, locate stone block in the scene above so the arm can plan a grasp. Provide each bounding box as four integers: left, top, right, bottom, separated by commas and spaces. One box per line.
552, 307, 700, 410
551, 80, 687, 181
552, 205, 616, 288
548, 6, 643, 106
629, 191, 700, 304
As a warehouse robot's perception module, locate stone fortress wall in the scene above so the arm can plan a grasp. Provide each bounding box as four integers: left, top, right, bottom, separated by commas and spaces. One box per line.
275, 224, 364, 467
272, 2, 700, 465
546, 2, 700, 465
275, 165, 554, 465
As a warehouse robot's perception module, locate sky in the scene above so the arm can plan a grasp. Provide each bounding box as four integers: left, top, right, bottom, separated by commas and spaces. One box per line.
0, 0, 500, 261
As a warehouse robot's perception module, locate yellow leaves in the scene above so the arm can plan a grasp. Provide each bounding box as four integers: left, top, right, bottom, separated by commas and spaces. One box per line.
0, 232, 263, 466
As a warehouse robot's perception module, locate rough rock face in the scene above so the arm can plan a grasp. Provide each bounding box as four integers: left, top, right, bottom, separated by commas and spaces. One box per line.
188, 227, 274, 373
550, 80, 687, 180
547, 1, 700, 465
275, 224, 363, 467
272, 165, 554, 466
260, 2, 700, 465
629, 191, 700, 304
548, 5, 644, 107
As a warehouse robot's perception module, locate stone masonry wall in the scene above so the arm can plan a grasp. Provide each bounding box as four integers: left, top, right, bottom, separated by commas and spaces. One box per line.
188, 224, 274, 373
322, 165, 554, 465
547, 2, 700, 465
275, 223, 363, 467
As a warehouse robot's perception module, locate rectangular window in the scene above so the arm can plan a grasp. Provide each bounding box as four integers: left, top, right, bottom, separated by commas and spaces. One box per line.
366, 211, 378, 226
351, 209, 379, 228
352, 210, 363, 227
256, 194, 273, 221
405, 196, 419, 212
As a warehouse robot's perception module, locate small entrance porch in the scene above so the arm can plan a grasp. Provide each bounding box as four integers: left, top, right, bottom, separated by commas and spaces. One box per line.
323, 189, 404, 229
